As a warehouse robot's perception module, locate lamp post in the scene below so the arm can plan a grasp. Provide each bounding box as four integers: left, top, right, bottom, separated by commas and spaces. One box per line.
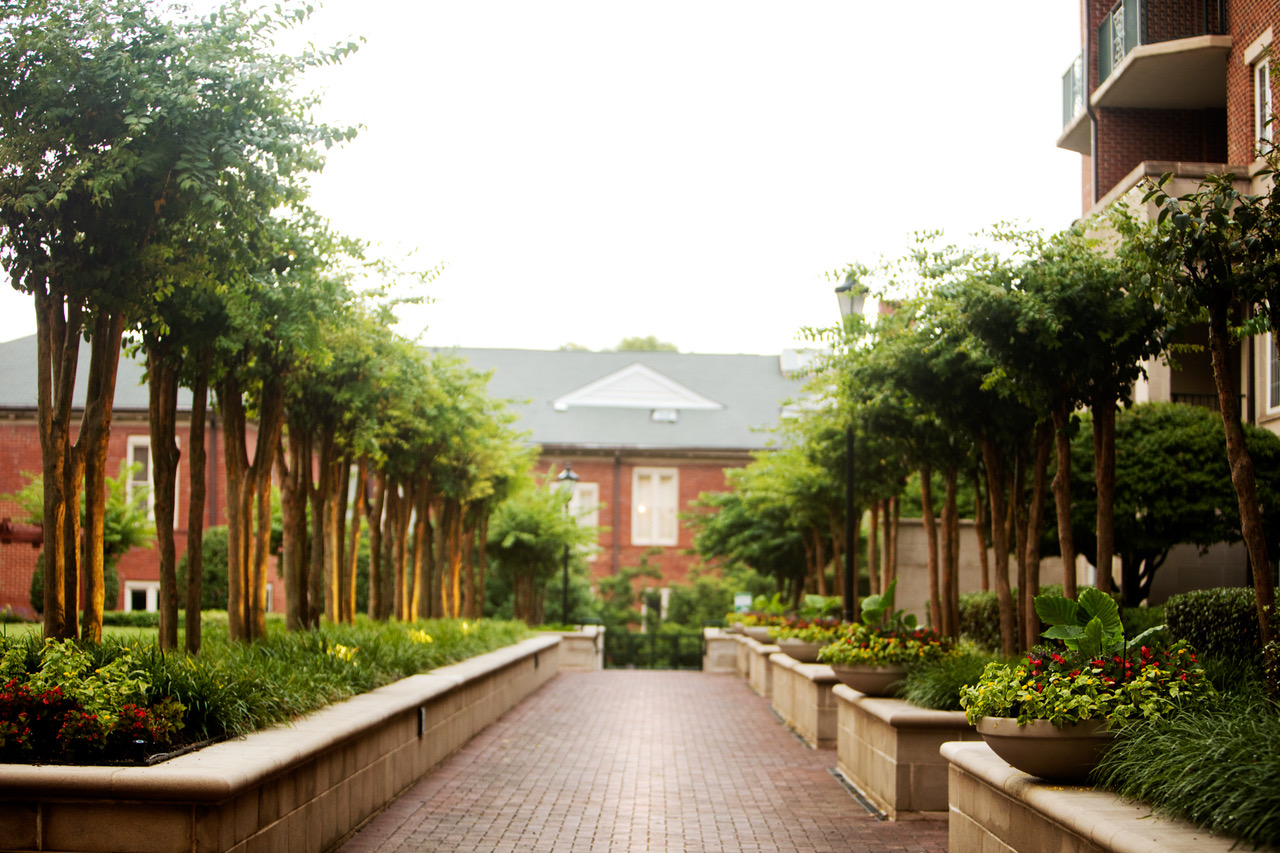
556, 463, 579, 626
835, 274, 867, 623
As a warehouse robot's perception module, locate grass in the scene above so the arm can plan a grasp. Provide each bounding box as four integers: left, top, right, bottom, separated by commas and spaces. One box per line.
1095, 670, 1279, 849
899, 648, 999, 712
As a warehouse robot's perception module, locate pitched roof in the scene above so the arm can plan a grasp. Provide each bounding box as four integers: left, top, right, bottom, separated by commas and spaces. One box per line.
446, 348, 802, 451
0, 335, 190, 411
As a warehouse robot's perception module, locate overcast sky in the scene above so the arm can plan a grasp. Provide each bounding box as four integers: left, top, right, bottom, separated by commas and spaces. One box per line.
0, 1, 1085, 354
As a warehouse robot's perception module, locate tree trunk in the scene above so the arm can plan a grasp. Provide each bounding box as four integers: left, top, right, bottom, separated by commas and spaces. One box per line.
982, 439, 1017, 657
1050, 406, 1078, 599
219, 383, 249, 641
941, 467, 960, 639
1092, 398, 1117, 595
885, 495, 899, 593
279, 426, 308, 630
1022, 421, 1051, 651
366, 469, 387, 619
184, 367, 209, 656
77, 310, 126, 644
147, 349, 182, 650
919, 464, 942, 630
867, 502, 880, 596
972, 467, 989, 591
474, 512, 490, 618
1207, 309, 1275, 644
345, 455, 366, 624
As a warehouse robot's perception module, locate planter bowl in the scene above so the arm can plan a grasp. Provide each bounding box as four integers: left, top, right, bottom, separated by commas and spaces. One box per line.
742, 626, 774, 643
976, 716, 1113, 783
828, 664, 907, 696
776, 638, 825, 663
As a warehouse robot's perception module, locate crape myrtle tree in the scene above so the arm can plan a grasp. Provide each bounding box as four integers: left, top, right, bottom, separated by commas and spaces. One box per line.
1135, 156, 1280, 645
957, 224, 1169, 646
1067, 403, 1280, 606
0, 0, 356, 642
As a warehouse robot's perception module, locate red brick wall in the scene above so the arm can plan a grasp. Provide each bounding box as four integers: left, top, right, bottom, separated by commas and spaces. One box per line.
1224, 1, 1280, 165
539, 453, 747, 589
0, 413, 283, 618
1095, 107, 1227, 193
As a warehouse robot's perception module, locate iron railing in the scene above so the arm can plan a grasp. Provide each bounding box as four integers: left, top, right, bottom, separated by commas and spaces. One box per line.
1097, 0, 1227, 84
604, 631, 704, 670
1063, 53, 1085, 128
1170, 392, 1244, 414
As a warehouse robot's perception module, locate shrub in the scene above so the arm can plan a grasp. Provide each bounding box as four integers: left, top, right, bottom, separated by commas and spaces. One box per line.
958, 591, 1002, 651
900, 649, 996, 712
1165, 587, 1261, 660
29, 552, 120, 613
1121, 605, 1165, 638
1096, 690, 1280, 848
176, 527, 230, 610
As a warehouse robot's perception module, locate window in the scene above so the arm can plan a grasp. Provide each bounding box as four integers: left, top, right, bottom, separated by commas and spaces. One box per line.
1256, 59, 1273, 148
1269, 333, 1280, 413
632, 468, 678, 546
568, 482, 601, 561
124, 581, 159, 613
126, 434, 178, 525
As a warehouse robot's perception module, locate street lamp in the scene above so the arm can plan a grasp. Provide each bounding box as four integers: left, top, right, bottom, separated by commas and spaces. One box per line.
556, 463, 579, 626
835, 273, 867, 623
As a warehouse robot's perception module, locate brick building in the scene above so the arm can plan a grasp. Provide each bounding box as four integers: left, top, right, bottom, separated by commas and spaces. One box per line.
0, 334, 279, 618
450, 348, 804, 587
1057, 0, 1280, 438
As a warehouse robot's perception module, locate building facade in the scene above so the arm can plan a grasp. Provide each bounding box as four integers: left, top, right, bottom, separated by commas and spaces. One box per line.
1058, 0, 1280, 438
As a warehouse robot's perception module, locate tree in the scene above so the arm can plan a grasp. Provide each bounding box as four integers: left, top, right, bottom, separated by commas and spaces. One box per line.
0, 0, 355, 642
1137, 161, 1280, 644
615, 336, 678, 352
1066, 403, 1280, 606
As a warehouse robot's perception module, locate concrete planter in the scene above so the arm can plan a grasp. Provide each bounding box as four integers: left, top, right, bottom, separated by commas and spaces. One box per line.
0, 635, 561, 853
550, 625, 605, 670
835, 686, 980, 819
976, 716, 1113, 783
742, 636, 780, 697
768, 655, 840, 748
775, 638, 824, 663
829, 664, 907, 697
702, 628, 739, 673
944, 741, 1247, 852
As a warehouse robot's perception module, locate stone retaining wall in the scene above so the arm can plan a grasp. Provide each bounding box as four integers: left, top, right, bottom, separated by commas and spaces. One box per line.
943, 741, 1249, 852
769, 655, 840, 748
0, 634, 561, 853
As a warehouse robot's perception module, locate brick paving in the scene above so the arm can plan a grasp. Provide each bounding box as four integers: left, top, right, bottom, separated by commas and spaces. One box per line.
338, 670, 948, 853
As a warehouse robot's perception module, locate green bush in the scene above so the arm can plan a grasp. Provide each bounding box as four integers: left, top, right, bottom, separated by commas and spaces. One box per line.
1096, 690, 1280, 848
176, 527, 230, 610
1165, 587, 1261, 660
29, 552, 120, 613
958, 591, 1003, 651
900, 650, 998, 712
1120, 604, 1165, 637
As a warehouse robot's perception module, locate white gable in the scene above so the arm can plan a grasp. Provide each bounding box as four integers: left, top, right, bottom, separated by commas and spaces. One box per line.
552, 363, 724, 411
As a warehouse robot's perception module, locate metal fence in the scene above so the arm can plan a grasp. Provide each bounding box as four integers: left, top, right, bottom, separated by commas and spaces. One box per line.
603, 631, 704, 670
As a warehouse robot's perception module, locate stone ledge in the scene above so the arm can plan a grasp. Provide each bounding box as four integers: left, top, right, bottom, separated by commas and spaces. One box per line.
0, 634, 562, 853
769, 654, 839, 748
943, 741, 1248, 853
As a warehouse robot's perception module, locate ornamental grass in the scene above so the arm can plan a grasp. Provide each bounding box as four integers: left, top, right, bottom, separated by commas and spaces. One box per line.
0, 616, 529, 765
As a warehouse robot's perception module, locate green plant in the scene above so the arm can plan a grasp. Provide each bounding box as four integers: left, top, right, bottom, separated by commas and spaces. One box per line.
900, 649, 996, 712
769, 617, 846, 644
818, 627, 951, 668
1165, 587, 1262, 660
1095, 691, 1280, 848
176, 526, 231, 610
960, 590, 1213, 728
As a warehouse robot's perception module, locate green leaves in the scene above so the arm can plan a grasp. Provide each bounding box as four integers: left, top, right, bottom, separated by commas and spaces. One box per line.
1035, 587, 1125, 657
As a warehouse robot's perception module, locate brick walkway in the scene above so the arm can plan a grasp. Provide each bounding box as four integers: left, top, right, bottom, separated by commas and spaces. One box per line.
338, 670, 948, 853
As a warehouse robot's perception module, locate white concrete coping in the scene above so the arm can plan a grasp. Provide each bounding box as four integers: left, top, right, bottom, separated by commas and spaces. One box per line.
0, 634, 561, 803
770, 654, 839, 684
742, 637, 780, 654
834, 685, 969, 728
942, 741, 1245, 852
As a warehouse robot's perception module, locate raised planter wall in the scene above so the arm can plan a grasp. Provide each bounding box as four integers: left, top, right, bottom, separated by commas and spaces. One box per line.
836, 686, 979, 820
0, 634, 561, 853
769, 655, 839, 748
943, 741, 1249, 852
743, 636, 780, 698
553, 625, 605, 670
702, 629, 738, 673
735, 633, 751, 678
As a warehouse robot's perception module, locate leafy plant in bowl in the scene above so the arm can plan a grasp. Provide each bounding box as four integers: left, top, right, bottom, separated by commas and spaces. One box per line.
771, 618, 846, 663
959, 588, 1213, 781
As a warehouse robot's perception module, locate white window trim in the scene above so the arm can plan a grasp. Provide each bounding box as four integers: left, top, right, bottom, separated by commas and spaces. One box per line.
1246, 29, 1273, 151
124, 581, 159, 613
126, 434, 180, 527
568, 482, 601, 561
631, 467, 679, 547
1267, 332, 1280, 415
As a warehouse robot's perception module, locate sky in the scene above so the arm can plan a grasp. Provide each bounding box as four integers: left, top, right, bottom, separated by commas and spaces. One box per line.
0, 1, 1086, 355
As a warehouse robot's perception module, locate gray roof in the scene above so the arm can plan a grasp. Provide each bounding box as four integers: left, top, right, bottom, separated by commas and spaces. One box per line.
0, 334, 190, 411
446, 348, 802, 451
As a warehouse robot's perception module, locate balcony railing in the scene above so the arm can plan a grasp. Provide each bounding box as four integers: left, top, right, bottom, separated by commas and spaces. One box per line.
1170, 392, 1244, 414
1062, 53, 1084, 128
1097, 0, 1226, 83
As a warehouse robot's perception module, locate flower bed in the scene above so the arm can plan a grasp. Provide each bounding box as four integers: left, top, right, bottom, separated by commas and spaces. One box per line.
0, 634, 561, 853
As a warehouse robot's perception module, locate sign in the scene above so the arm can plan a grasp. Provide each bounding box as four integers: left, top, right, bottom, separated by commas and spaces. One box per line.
733, 593, 752, 613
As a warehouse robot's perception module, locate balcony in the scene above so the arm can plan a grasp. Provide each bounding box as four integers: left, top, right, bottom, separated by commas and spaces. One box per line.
1058, 0, 1231, 154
